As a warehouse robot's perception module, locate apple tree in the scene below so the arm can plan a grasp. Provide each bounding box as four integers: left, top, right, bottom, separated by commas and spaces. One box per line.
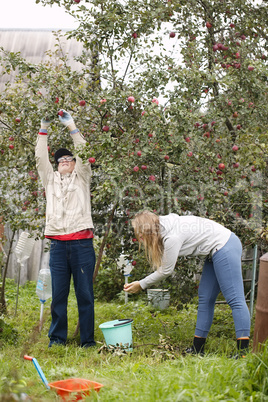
0, 0, 267, 305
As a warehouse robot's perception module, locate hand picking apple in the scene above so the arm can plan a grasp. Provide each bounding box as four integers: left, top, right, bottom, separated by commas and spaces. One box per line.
129, 210, 250, 356
40, 117, 52, 130
57, 109, 76, 131
123, 281, 142, 294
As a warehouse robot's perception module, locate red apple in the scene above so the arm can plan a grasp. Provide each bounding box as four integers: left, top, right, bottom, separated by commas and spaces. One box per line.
100, 99, 107, 104
233, 111, 238, 118
203, 132, 210, 138
9, 136, 14, 141
169, 32, 176, 38
187, 151, 193, 157
206, 21, 212, 28
79, 100, 86, 106
141, 165, 147, 170
235, 52, 240, 59
212, 44, 219, 52
233, 162, 240, 168
127, 96, 135, 103
148, 133, 153, 138
141, 111, 145, 116
164, 155, 170, 160
132, 238, 137, 242
58, 110, 64, 117
88, 157, 95, 164
132, 260, 137, 266
102, 125, 110, 132
55, 97, 59, 103
185, 137, 191, 142
149, 175, 156, 181
9, 144, 14, 149
15, 117, 21, 123
137, 151, 142, 156
133, 166, 139, 172
230, 23, 235, 28
224, 191, 229, 196
218, 163, 225, 170
152, 98, 159, 105
232, 145, 239, 151
248, 65, 254, 71
132, 32, 138, 39
251, 165, 256, 172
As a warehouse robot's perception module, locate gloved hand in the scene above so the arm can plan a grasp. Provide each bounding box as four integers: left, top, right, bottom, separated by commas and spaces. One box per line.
58, 109, 76, 131
40, 117, 52, 130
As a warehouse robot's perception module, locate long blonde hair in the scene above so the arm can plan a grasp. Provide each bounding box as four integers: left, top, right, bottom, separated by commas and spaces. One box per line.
131, 210, 164, 270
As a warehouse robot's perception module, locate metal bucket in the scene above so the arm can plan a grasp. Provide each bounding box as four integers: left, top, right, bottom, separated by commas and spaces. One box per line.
147, 289, 170, 310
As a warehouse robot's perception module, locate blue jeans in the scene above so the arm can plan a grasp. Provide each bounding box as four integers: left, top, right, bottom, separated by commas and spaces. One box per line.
48, 238, 96, 346
195, 233, 250, 339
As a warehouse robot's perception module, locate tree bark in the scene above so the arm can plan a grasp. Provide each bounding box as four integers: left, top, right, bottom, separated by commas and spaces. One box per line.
0, 230, 16, 314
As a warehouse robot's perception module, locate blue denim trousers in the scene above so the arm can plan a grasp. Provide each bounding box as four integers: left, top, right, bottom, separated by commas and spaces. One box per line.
48, 238, 96, 346
195, 233, 251, 339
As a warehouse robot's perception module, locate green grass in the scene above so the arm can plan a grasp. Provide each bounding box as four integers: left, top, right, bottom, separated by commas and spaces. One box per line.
0, 279, 268, 401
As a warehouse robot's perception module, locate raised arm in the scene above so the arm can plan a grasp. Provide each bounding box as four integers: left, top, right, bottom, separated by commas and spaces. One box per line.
58, 109, 91, 178
35, 118, 54, 187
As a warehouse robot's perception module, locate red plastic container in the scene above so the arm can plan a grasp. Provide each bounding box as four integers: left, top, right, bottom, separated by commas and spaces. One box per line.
48, 378, 104, 401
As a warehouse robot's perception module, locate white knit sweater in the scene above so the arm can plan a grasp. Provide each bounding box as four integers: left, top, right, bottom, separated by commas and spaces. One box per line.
139, 213, 231, 290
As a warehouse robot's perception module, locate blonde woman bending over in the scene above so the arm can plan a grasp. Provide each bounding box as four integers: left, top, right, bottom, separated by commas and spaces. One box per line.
124, 210, 250, 357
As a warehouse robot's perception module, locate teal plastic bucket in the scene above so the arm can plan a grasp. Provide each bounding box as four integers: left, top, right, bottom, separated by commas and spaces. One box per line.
99, 319, 133, 351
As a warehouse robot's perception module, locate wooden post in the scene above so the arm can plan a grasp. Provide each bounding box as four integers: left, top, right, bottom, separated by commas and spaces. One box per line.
253, 253, 268, 352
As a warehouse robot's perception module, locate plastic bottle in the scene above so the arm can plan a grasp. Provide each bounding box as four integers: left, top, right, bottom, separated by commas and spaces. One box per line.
36, 268, 52, 302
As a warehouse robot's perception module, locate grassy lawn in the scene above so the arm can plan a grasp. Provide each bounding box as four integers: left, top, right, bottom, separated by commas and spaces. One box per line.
0, 279, 267, 401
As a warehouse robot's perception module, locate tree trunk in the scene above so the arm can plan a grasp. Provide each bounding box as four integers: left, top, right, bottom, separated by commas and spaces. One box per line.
0, 230, 16, 314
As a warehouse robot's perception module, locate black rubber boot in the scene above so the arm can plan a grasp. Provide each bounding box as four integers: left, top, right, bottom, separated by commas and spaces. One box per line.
185, 336, 206, 356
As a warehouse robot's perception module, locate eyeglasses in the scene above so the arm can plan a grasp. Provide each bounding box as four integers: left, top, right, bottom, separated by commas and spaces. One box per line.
58, 156, 74, 163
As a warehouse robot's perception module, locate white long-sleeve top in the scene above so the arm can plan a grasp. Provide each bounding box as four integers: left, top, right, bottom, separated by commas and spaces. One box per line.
139, 213, 231, 290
